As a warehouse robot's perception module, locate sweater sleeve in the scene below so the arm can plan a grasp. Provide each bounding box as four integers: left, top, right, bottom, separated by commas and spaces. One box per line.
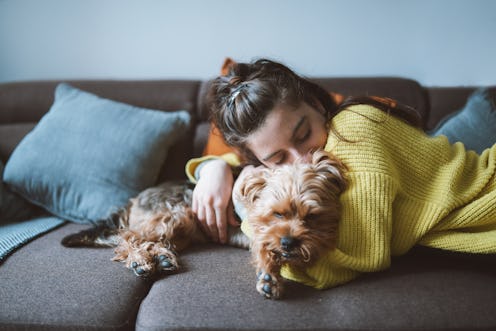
185, 152, 242, 183
280, 172, 398, 289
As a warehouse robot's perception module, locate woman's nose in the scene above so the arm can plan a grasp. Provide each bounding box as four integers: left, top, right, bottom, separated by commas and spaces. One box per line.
287, 149, 312, 164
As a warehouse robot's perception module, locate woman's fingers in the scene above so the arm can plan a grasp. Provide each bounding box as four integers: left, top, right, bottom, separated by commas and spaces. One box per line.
192, 201, 206, 236
190, 159, 234, 244
205, 206, 219, 243
214, 205, 228, 244
195, 198, 232, 244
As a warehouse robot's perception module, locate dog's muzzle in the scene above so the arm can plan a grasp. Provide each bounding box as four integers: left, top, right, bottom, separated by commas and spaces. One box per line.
280, 236, 299, 259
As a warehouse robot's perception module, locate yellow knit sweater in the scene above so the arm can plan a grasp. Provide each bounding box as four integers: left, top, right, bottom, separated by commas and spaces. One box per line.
282, 104, 496, 289
186, 104, 496, 289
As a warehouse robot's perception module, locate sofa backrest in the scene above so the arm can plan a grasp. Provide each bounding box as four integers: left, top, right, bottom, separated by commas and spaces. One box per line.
1, 78, 483, 182
0, 80, 201, 181
425, 87, 479, 130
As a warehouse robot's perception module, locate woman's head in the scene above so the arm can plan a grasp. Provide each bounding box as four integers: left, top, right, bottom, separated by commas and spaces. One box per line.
208, 59, 337, 167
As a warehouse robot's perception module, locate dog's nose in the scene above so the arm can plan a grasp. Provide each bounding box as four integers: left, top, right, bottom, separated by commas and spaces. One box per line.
280, 236, 297, 251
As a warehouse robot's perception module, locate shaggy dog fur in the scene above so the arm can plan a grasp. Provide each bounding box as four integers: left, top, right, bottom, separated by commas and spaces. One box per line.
61, 150, 346, 299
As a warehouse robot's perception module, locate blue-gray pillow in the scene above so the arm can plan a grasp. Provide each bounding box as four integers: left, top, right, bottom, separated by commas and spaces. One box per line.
430, 88, 496, 154
1, 160, 44, 223
3, 83, 191, 224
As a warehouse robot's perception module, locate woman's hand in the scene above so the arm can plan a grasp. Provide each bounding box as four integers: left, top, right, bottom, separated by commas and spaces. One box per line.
192, 159, 239, 244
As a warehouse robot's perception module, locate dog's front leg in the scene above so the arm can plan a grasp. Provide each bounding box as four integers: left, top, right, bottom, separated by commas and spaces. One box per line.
252, 246, 284, 299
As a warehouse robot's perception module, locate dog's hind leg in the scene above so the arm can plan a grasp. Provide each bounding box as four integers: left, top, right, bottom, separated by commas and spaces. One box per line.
61, 209, 123, 247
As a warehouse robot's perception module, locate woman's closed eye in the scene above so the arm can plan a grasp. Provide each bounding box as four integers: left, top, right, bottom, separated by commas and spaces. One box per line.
274, 153, 287, 165
294, 128, 311, 145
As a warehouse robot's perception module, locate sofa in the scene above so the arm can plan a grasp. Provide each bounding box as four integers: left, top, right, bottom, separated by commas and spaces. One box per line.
1, 77, 495, 331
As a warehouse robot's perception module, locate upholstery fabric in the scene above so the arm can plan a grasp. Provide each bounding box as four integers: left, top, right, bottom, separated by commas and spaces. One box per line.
0, 160, 43, 224
426, 87, 478, 130
0, 223, 152, 331
0, 123, 36, 163
136, 244, 496, 331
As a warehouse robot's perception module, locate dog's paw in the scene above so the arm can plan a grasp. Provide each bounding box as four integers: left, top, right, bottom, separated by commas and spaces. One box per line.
129, 261, 154, 277
256, 271, 283, 299
125, 257, 155, 278
153, 253, 179, 273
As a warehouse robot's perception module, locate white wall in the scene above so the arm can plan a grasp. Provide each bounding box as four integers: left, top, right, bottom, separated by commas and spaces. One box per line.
1, 0, 495, 86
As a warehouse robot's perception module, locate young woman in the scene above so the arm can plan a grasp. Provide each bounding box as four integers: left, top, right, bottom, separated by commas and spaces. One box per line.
186, 59, 496, 288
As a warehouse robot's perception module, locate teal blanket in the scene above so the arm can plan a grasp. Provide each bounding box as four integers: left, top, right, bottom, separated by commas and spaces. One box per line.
0, 217, 65, 262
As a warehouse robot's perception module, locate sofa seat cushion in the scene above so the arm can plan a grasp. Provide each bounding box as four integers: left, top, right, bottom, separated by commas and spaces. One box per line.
0, 222, 152, 331
136, 245, 496, 331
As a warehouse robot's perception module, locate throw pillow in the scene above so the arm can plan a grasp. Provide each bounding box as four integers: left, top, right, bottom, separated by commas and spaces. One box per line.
3, 83, 191, 224
430, 88, 496, 154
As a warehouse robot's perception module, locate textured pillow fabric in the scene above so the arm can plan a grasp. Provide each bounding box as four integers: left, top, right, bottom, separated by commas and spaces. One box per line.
3, 83, 191, 224
430, 88, 496, 154
1, 161, 44, 223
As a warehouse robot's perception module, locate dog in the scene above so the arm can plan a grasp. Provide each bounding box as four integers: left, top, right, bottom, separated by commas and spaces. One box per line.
61, 150, 346, 299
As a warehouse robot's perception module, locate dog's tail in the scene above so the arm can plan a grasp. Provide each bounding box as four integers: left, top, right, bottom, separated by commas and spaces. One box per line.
61, 208, 125, 248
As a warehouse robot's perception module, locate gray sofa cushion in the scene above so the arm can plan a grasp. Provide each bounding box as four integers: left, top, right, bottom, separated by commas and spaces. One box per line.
136, 245, 496, 331
0, 223, 152, 331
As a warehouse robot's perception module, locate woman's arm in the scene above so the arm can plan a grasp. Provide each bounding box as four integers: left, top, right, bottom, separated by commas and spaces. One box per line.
185, 153, 242, 243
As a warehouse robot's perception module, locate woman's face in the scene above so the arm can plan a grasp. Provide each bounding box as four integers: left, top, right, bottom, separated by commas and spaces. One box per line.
245, 102, 328, 168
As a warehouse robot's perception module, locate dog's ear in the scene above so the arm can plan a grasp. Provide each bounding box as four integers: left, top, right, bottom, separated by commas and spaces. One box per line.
312, 149, 347, 193
234, 167, 268, 207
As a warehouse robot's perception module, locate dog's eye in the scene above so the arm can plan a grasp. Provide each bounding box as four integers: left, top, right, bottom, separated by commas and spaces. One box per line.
305, 213, 319, 222
273, 212, 283, 219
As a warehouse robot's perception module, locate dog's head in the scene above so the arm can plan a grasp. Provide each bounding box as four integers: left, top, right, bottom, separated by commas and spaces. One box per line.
235, 149, 347, 267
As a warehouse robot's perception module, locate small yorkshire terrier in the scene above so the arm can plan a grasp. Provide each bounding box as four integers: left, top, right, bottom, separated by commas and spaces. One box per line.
61, 150, 346, 299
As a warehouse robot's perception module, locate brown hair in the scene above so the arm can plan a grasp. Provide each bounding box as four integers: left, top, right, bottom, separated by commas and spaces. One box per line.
208, 58, 421, 164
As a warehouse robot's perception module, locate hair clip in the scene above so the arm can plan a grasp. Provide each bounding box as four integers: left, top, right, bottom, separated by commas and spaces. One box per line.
228, 83, 247, 107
